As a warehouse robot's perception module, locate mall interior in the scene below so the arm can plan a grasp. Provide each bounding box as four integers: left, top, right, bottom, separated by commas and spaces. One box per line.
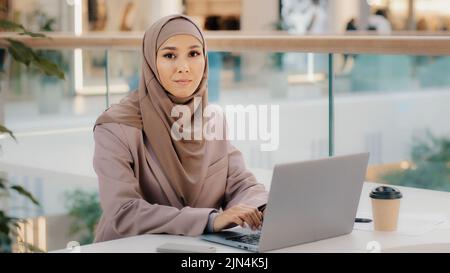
0, 0, 449, 252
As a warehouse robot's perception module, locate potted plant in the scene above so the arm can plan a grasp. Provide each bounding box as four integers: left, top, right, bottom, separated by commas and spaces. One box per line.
65, 189, 102, 245
0, 13, 65, 252
380, 131, 450, 192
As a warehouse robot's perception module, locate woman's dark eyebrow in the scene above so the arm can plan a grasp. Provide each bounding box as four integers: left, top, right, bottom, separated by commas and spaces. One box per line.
160, 45, 201, 51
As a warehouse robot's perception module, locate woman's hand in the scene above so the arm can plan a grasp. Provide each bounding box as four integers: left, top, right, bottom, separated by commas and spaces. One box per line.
213, 204, 263, 232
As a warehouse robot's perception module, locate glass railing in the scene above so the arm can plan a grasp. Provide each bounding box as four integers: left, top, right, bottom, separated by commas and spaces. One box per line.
334, 53, 450, 193
0, 33, 449, 251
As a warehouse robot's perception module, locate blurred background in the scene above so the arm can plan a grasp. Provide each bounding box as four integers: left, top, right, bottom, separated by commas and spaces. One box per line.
0, 0, 449, 252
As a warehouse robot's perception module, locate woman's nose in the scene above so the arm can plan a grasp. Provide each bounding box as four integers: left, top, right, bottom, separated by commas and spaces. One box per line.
177, 63, 189, 73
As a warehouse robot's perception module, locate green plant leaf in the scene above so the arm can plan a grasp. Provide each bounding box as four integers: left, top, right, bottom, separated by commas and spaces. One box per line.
381, 131, 450, 191
0, 234, 12, 253
0, 124, 16, 141
10, 185, 40, 206
0, 19, 25, 31
31, 56, 65, 80
5, 38, 37, 66
0, 211, 13, 234
0, 19, 48, 40
5, 39, 64, 80
18, 31, 47, 38
0, 177, 6, 189
65, 189, 102, 244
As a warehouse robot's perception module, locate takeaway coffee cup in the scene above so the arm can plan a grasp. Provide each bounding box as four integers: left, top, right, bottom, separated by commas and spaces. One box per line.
370, 186, 403, 231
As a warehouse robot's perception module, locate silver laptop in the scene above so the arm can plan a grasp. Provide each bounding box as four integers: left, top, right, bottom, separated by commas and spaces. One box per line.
201, 153, 370, 252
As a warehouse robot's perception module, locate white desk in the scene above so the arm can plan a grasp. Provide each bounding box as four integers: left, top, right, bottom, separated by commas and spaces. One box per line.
53, 169, 450, 253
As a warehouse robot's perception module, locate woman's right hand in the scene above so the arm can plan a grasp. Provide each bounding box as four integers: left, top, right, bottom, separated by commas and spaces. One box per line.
213, 204, 263, 232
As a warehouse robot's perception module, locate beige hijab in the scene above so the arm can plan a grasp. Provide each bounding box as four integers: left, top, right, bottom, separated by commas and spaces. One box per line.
95, 14, 222, 206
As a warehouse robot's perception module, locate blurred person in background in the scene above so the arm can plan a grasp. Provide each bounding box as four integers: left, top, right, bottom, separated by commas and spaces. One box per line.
368, 9, 392, 34
342, 18, 358, 74
416, 18, 428, 31
345, 18, 358, 32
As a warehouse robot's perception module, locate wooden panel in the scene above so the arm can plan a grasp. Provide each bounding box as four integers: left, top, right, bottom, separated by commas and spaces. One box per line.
185, 0, 241, 16
1, 32, 450, 55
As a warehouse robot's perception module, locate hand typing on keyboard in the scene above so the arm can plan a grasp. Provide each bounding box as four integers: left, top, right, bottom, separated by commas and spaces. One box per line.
213, 204, 264, 232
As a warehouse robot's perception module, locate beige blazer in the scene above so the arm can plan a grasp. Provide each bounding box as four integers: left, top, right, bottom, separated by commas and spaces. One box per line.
93, 123, 268, 242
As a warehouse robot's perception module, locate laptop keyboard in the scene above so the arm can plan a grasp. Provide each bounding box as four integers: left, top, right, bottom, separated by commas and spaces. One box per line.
226, 233, 261, 245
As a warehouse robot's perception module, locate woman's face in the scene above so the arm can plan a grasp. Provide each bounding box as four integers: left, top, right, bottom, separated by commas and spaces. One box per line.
156, 34, 205, 98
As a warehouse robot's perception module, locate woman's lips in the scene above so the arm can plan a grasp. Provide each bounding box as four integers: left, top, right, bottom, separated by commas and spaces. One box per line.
174, 80, 192, 86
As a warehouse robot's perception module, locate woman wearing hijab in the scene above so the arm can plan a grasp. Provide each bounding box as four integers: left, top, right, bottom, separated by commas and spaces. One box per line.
93, 14, 268, 242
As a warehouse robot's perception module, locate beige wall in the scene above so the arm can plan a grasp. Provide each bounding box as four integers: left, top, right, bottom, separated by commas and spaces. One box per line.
127, 0, 183, 31
185, 0, 241, 17
90, 0, 182, 32
329, 0, 361, 33
240, 0, 280, 79
241, 0, 279, 31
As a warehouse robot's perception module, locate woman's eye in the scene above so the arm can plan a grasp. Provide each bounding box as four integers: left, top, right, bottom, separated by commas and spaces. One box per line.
163, 53, 176, 59
190, 51, 201, 57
